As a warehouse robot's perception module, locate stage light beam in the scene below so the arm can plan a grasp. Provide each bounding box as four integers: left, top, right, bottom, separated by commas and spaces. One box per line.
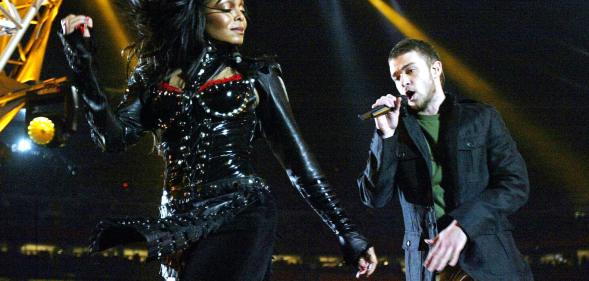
92, 0, 131, 57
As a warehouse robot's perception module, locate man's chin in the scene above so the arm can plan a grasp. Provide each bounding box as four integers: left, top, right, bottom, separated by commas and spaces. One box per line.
407, 100, 419, 109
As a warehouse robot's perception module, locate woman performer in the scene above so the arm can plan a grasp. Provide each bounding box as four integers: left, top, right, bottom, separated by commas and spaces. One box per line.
59, 0, 377, 280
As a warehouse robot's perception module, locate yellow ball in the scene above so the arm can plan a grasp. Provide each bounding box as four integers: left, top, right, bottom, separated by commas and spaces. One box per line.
27, 116, 56, 145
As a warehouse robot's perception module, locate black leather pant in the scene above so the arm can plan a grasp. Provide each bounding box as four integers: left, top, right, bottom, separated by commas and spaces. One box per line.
179, 195, 277, 281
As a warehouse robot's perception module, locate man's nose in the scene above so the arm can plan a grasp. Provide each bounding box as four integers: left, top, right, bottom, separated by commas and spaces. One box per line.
400, 74, 411, 87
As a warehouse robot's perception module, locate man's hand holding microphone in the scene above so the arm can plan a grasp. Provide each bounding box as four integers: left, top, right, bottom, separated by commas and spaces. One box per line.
371, 94, 403, 139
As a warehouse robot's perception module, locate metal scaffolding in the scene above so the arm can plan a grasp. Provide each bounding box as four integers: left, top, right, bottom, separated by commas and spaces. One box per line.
0, 0, 66, 133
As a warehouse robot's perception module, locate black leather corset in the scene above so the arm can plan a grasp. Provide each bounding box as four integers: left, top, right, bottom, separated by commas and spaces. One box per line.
152, 75, 260, 202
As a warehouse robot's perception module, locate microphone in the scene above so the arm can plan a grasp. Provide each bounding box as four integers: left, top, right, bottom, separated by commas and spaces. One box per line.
358, 95, 408, 121
358, 105, 392, 121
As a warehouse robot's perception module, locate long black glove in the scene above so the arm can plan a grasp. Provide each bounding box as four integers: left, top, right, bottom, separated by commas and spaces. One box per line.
58, 31, 151, 152
255, 62, 370, 265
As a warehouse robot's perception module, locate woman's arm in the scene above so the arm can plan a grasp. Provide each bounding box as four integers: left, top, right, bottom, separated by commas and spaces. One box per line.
255, 62, 375, 271
59, 15, 152, 152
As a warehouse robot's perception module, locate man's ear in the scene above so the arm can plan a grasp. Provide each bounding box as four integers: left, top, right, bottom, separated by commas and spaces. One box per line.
431, 60, 443, 80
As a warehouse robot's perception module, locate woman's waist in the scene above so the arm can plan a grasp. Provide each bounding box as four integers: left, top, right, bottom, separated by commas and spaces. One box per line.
162, 175, 270, 213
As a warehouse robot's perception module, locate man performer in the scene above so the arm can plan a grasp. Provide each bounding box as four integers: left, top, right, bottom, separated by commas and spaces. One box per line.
357, 39, 533, 281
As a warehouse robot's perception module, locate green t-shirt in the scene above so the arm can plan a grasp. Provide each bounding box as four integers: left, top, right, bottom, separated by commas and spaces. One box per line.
416, 114, 445, 219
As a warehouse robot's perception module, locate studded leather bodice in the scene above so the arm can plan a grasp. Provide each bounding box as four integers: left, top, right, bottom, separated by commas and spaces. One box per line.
153, 74, 260, 202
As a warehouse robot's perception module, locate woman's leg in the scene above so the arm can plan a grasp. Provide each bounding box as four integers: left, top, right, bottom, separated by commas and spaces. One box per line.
180, 198, 277, 281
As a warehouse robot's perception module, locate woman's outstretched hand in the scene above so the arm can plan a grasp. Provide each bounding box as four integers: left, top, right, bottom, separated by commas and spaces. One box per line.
356, 246, 378, 278
61, 14, 93, 37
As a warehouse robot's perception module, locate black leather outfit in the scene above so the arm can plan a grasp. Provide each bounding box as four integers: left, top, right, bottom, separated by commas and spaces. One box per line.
60, 31, 369, 279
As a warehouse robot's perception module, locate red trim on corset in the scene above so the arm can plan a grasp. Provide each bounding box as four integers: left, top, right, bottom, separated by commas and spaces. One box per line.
198, 74, 243, 92
159, 82, 184, 93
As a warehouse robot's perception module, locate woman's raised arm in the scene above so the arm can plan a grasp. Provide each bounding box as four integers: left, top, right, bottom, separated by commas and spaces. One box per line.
58, 15, 153, 152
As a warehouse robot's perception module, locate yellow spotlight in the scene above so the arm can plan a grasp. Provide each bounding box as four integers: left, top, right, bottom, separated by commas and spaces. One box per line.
27, 116, 55, 145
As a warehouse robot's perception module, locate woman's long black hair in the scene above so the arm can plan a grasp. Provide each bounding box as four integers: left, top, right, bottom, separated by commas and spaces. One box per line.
124, 0, 211, 84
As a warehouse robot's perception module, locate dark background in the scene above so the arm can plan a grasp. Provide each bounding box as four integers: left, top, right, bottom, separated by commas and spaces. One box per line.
1, 0, 588, 280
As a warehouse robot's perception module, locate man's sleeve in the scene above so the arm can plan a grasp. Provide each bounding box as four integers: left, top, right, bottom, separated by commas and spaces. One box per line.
449, 108, 529, 238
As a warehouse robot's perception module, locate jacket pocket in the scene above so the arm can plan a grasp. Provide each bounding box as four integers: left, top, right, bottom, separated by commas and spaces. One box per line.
457, 134, 486, 183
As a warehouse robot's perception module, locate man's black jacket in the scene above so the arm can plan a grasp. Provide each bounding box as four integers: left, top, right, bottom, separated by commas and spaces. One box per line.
358, 93, 533, 281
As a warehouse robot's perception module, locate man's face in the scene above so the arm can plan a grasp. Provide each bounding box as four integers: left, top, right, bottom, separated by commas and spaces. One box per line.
388, 51, 439, 112
205, 0, 247, 45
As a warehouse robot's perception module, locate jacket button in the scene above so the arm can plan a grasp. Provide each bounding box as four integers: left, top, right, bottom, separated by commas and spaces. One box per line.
466, 142, 473, 148
406, 240, 411, 247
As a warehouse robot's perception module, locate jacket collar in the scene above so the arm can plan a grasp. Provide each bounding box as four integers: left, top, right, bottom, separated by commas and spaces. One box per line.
439, 91, 458, 115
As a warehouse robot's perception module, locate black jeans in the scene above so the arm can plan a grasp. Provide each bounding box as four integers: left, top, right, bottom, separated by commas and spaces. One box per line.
179, 195, 277, 281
